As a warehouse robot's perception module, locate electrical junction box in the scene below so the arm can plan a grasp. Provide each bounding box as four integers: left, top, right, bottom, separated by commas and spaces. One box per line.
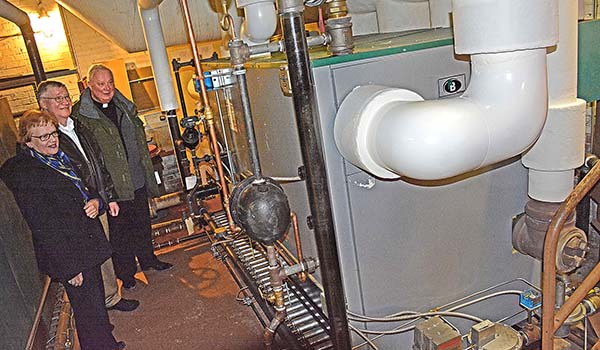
414, 316, 461, 350
519, 289, 542, 311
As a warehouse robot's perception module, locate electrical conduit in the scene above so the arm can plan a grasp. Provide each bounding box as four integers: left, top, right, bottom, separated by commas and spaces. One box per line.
334, 0, 558, 181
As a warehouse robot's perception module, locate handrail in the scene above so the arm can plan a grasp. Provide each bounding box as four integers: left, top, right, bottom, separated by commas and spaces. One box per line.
26, 275, 51, 350
542, 159, 600, 350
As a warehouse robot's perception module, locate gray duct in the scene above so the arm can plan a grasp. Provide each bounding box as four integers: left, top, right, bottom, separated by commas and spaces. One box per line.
0, 0, 46, 83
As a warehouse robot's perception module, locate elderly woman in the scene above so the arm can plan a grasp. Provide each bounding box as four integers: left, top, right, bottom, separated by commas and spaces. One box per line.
0, 110, 124, 350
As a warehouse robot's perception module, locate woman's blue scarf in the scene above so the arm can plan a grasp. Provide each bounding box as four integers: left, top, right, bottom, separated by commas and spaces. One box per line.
28, 147, 91, 203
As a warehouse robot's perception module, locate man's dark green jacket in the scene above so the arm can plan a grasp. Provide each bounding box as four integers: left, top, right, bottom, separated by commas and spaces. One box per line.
72, 88, 159, 201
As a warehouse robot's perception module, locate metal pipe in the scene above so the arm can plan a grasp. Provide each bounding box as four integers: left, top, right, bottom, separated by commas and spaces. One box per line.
265, 245, 287, 349
290, 212, 307, 282
180, 0, 209, 107
215, 90, 237, 183
180, 0, 235, 228
0, 0, 46, 83
234, 68, 262, 178
166, 109, 189, 183
277, 0, 351, 348
542, 160, 600, 350
172, 59, 191, 119
153, 231, 206, 249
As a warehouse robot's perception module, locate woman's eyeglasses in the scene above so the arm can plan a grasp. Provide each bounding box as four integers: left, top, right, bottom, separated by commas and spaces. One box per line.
41, 95, 71, 103
31, 131, 59, 142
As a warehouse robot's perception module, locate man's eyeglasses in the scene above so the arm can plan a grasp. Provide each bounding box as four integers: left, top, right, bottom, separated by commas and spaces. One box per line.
31, 130, 59, 142
41, 95, 71, 103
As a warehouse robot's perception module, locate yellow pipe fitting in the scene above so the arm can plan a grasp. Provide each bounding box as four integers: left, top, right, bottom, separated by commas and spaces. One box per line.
326, 0, 348, 19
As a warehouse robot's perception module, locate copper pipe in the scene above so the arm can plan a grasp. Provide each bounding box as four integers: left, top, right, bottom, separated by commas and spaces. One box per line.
542, 161, 600, 350
555, 262, 600, 329
180, 0, 208, 107
291, 212, 307, 281
26, 276, 51, 350
274, 243, 295, 267
180, 0, 235, 228
206, 109, 235, 227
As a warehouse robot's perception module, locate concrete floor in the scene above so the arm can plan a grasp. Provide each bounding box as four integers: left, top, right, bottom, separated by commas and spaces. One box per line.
108, 239, 266, 350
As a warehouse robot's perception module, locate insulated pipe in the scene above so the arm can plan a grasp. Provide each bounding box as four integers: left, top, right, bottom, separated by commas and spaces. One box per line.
541, 159, 600, 350
334, 0, 558, 181
521, 0, 586, 202
0, 0, 46, 83
138, 0, 185, 186
278, 0, 352, 348
180, 0, 235, 228
138, 0, 179, 111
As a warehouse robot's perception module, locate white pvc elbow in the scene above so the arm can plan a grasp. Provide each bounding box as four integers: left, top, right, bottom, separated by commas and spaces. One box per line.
334, 0, 558, 181
237, 0, 277, 44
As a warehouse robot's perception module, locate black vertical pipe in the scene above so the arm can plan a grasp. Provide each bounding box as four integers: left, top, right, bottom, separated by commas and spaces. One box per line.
280, 8, 351, 350
21, 25, 46, 84
166, 109, 190, 181
172, 59, 189, 119
235, 69, 262, 179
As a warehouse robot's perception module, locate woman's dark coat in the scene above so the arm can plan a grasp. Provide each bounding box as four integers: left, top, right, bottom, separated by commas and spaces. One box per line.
0, 150, 111, 282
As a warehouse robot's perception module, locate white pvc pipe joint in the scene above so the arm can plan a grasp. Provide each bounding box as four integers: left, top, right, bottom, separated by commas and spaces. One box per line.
333, 0, 558, 181
237, 0, 277, 44
138, 2, 179, 111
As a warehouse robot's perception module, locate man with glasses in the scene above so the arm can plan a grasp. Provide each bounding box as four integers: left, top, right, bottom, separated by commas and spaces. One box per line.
38, 80, 140, 312
72, 64, 172, 291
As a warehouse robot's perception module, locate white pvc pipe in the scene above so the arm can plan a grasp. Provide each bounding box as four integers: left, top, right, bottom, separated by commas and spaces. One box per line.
237, 0, 277, 45
333, 0, 558, 181
138, 2, 179, 111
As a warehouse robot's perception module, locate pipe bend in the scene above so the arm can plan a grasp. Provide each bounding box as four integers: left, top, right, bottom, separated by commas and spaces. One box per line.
0, 1, 30, 26
334, 49, 549, 180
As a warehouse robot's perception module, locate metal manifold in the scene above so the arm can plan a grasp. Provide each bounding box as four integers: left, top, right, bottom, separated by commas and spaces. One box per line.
211, 212, 333, 349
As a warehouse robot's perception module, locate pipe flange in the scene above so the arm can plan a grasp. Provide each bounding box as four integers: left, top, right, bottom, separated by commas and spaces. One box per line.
556, 227, 588, 273
563, 302, 586, 325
